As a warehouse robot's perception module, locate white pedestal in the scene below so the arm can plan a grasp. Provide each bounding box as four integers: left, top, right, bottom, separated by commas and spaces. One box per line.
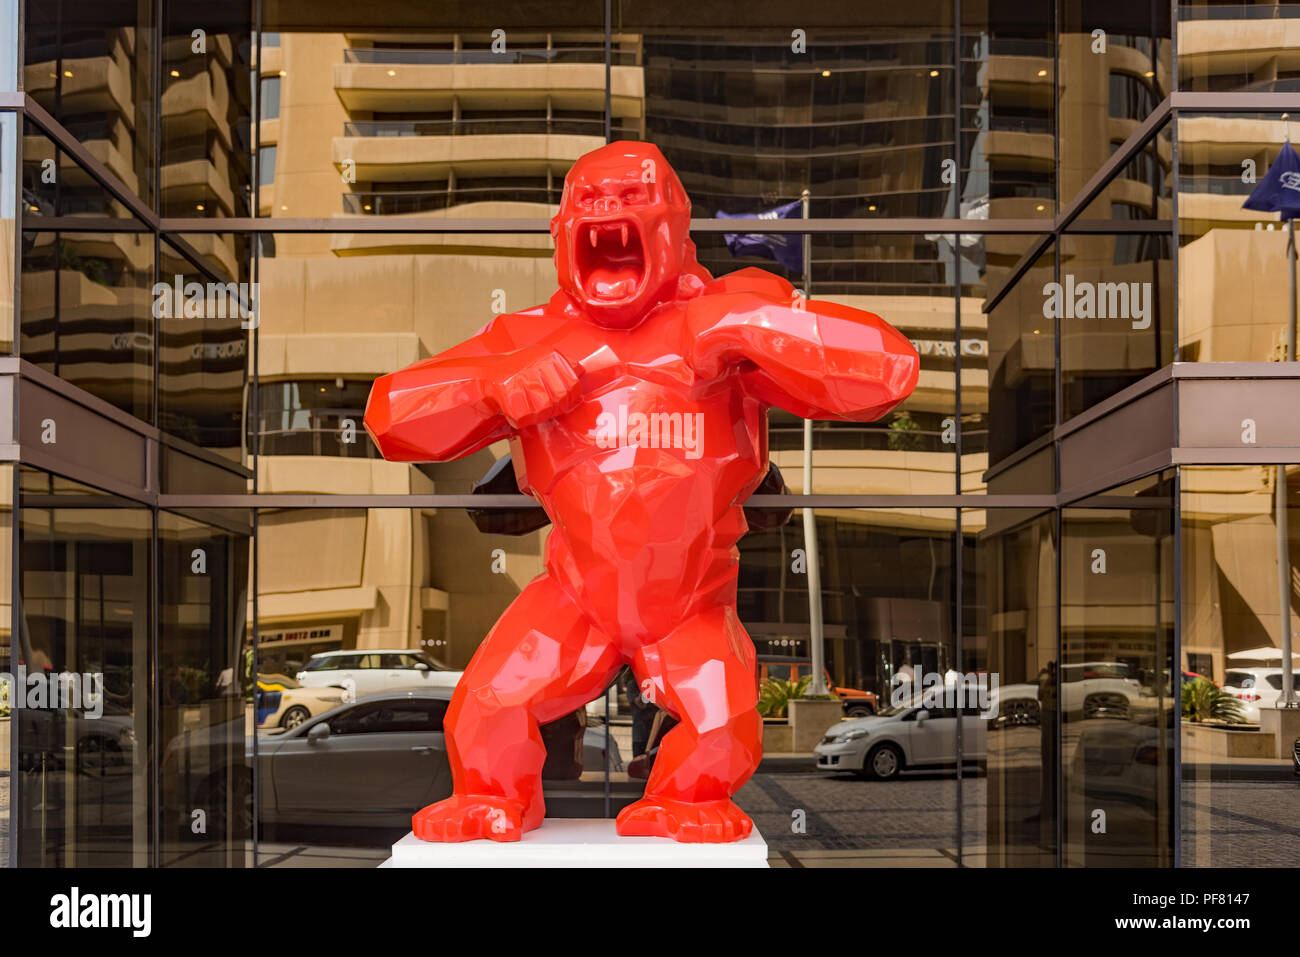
380, 819, 769, 868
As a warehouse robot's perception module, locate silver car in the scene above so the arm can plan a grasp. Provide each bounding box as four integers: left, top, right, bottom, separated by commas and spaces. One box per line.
814, 699, 989, 780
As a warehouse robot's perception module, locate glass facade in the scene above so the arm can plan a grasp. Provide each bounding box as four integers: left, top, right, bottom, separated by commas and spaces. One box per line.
1, 0, 1298, 870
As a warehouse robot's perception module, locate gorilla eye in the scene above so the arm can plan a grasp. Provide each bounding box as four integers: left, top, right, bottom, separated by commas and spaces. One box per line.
622, 188, 645, 205
579, 191, 597, 208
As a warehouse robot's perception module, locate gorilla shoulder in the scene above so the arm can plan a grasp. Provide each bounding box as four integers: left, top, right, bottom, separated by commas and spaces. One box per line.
701, 267, 797, 301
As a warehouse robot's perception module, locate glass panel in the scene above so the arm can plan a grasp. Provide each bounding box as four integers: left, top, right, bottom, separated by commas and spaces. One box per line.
253, 505, 617, 863
0, 112, 14, 353
1177, 111, 1298, 362
1177, 1, 1300, 94
259, 5, 608, 221
16, 468, 151, 867
974, 240, 1056, 491
20, 230, 154, 422
23, 0, 157, 209
0, 465, 12, 864
961, 0, 1056, 219
1180, 464, 1300, 867
158, 236, 251, 465
160, 3, 253, 219
963, 507, 1058, 867
739, 507, 959, 865
159, 510, 252, 867
1060, 227, 1173, 421
1061, 471, 1176, 866
21, 120, 137, 219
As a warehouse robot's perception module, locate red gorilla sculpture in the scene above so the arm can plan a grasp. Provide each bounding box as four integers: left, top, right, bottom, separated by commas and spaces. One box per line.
364, 142, 918, 844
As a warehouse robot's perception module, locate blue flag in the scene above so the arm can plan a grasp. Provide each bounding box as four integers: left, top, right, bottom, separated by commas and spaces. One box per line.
1243, 141, 1300, 220
717, 199, 804, 273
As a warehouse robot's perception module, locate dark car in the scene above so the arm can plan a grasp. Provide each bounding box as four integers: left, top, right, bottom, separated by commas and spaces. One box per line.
168, 689, 623, 836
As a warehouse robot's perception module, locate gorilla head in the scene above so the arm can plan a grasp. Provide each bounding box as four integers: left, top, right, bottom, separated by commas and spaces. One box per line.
551, 141, 705, 329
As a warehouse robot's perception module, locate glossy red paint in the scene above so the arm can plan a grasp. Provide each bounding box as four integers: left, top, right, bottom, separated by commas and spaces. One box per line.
364, 141, 919, 843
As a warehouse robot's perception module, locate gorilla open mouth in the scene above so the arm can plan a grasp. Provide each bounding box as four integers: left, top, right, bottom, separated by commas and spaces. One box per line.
574, 217, 646, 303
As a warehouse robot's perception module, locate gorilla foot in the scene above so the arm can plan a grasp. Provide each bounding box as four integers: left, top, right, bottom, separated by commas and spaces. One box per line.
615, 796, 754, 843
412, 794, 533, 843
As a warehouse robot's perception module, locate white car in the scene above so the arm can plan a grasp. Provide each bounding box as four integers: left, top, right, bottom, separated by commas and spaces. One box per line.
1223, 667, 1300, 723
814, 697, 990, 780
296, 649, 461, 698
1060, 662, 1144, 719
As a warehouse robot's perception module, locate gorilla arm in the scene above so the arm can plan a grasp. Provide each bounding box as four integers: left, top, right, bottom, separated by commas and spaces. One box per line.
364, 317, 581, 463
687, 282, 920, 422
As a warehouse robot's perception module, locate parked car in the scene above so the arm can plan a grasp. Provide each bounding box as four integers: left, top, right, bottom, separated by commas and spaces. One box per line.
296, 649, 462, 697
1222, 668, 1300, 723
1059, 661, 1144, 719
255, 674, 353, 730
183, 690, 624, 832
1293, 736, 1299, 778
813, 695, 989, 780
756, 656, 878, 717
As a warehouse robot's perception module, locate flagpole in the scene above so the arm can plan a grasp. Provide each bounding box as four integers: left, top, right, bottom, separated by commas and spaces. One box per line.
1277, 116, 1299, 709
800, 188, 829, 697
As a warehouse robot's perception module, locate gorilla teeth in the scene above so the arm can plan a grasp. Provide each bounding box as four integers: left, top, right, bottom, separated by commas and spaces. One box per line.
589, 225, 598, 247
621, 224, 628, 247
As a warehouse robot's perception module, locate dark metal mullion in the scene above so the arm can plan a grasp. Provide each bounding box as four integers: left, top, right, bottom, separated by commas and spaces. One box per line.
1170, 0, 1182, 871
250, 0, 263, 869
7, 93, 23, 869
951, 0, 963, 868
1053, 0, 1063, 871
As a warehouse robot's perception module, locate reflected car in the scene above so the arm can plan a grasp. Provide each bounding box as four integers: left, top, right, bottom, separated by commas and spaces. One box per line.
1223, 668, 1300, 723
242, 690, 624, 830
255, 674, 353, 730
1060, 662, 1143, 719
813, 697, 990, 780
296, 649, 462, 697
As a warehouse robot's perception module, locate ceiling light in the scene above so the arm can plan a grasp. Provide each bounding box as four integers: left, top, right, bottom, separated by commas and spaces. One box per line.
196, 203, 205, 211
387, 69, 397, 77
1037, 69, 1047, 77
1143, 70, 1154, 78
868, 204, 877, 211
28, 204, 38, 211
929, 70, 940, 77
170, 69, 180, 77
63, 70, 73, 78
1033, 329, 1040, 335
280, 204, 288, 211
363, 204, 372, 210
1035, 204, 1045, 211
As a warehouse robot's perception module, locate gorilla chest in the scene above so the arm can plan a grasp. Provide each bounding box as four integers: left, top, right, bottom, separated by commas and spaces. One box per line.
512, 373, 767, 502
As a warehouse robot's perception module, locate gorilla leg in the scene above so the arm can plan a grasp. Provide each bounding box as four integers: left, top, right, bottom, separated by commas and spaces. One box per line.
413, 574, 621, 842
616, 606, 762, 842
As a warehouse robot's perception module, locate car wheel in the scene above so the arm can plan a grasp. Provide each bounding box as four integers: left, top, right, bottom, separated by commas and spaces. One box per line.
1001, 699, 1040, 728
846, 704, 875, 718
280, 706, 311, 730
862, 742, 904, 781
